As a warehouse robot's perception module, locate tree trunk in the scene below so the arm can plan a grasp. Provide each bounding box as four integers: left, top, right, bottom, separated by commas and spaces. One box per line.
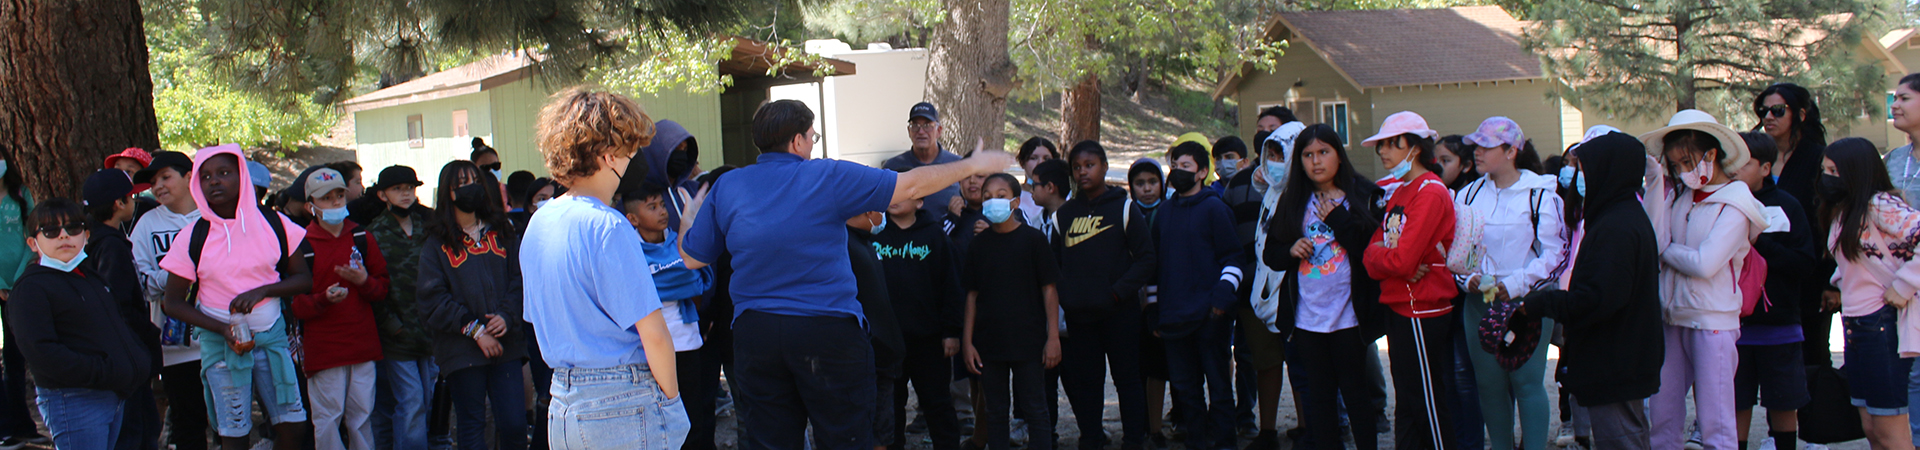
0, 0, 159, 201
927, 0, 1015, 155
1059, 72, 1101, 147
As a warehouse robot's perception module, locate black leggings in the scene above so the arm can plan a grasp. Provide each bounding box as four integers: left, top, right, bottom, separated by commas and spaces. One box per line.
1289, 328, 1383, 450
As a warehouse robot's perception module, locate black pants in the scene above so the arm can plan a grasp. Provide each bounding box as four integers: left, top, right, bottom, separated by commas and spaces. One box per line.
1386, 314, 1456, 450
117, 380, 161, 450
161, 361, 208, 450
1290, 327, 1383, 450
676, 349, 715, 450
1061, 310, 1145, 449
733, 311, 875, 450
980, 359, 1051, 450
1802, 307, 1834, 368
526, 323, 552, 450
893, 335, 961, 450
1164, 314, 1234, 450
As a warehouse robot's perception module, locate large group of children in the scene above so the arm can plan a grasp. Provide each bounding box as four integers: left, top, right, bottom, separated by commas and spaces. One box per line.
16, 74, 1920, 450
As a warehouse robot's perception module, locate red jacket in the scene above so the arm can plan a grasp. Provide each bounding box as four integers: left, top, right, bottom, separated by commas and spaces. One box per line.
1364, 172, 1458, 318
290, 221, 390, 374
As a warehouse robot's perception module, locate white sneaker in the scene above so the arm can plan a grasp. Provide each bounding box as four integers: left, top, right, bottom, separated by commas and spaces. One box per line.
1757, 437, 1777, 450
1684, 428, 1704, 450
1556, 423, 1577, 447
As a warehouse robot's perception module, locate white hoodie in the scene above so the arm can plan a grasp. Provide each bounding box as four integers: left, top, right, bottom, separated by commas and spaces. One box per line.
1451, 170, 1568, 298
130, 204, 201, 366
1653, 180, 1767, 331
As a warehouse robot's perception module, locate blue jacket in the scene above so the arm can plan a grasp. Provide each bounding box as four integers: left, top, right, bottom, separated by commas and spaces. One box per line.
642, 229, 713, 323
1154, 188, 1245, 326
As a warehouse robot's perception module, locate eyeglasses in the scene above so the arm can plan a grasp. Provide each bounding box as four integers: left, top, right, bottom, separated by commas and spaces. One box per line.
1756, 105, 1791, 118
35, 223, 85, 239
908, 123, 937, 132
806, 131, 825, 142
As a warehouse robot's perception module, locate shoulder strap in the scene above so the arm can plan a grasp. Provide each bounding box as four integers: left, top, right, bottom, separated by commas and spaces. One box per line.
298, 240, 316, 269
1529, 189, 1545, 256
260, 205, 289, 272
188, 219, 211, 266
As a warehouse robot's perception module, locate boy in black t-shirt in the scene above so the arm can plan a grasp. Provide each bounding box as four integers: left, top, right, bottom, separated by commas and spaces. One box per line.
961, 174, 1061, 450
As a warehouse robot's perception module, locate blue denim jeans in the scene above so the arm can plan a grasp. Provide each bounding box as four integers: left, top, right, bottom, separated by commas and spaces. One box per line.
1845, 306, 1912, 415
375, 359, 439, 450
204, 350, 308, 437
35, 387, 125, 450
548, 364, 690, 450
448, 362, 526, 450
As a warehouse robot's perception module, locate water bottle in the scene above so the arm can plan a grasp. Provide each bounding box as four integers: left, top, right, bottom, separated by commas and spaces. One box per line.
349, 246, 364, 270
229, 323, 255, 354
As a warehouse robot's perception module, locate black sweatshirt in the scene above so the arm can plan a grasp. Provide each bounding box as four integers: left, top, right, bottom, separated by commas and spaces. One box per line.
850, 228, 906, 377
7, 264, 153, 397
1520, 132, 1664, 407
1049, 186, 1156, 322
1747, 181, 1814, 327
871, 210, 964, 339
87, 222, 162, 369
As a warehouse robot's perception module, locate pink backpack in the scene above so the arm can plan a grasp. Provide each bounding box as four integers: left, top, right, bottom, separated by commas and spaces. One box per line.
1735, 247, 1770, 316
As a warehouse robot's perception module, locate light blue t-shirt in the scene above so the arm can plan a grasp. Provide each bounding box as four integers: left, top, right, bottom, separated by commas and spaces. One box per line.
684, 152, 897, 324
522, 195, 664, 369
1885, 144, 1920, 209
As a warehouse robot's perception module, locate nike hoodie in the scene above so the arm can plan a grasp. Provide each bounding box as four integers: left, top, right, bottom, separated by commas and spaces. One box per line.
1051, 186, 1156, 321
131, 204, 202, 366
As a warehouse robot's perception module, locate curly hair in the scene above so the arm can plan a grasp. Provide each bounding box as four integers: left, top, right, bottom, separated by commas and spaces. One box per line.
535, 88, 656, 184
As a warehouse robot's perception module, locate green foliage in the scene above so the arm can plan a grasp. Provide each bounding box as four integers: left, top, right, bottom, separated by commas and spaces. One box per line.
803, 0, 941, 47
590, 31, 737, 95
1525, 0, 1894, 125
147, 2, 337, 151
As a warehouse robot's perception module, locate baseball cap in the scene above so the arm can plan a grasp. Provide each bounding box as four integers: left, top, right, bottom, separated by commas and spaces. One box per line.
1463, 117, 1526, 149
103, 148, 153, 170
1360, 111, 1439, 147
82, 169, 136, 207
132, 151, 193, 185
304, 168, 347, 200
908, 102, 939, 122
247, 161, 271, 189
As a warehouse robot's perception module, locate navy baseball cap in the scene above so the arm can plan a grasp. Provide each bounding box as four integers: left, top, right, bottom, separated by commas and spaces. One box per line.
909, 102, 939, 122
83, 169, 136, 207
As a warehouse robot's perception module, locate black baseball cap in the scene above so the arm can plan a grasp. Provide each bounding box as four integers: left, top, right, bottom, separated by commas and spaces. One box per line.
83, 169, 136, 207
132, 151, 193, 185
909, 102, 938, 122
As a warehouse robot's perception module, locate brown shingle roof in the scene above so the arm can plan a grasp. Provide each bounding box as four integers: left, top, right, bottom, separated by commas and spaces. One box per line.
342, 52, 539, 112
1275, 6, 1541, 89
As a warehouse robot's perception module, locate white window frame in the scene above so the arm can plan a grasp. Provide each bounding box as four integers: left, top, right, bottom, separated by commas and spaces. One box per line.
1320, 101, 1350, 145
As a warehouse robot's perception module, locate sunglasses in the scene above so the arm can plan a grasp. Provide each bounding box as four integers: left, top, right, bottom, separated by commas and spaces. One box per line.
35, 223, 85, 239
480, 162, 502, 171
1755, 105, 1791, 118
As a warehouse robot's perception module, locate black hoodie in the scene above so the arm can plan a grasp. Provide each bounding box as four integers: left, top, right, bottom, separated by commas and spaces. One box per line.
1049, 186, 1156, 321
850, 228, 906, 377
7, 264, 153, 396
1520, 132, 1664, 406
871, 210, 964, 339
86, 222, 162, 373
1746, 179, 1814, 327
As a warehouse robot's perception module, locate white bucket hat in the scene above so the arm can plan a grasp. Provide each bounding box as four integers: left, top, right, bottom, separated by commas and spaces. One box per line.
1638, 109, 1750, 175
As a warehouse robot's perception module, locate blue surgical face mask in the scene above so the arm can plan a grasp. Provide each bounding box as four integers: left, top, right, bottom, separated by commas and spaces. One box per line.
1264, 160, 1288, 187
868, 214, 887, 235
491, 169, 503, 181
317, 206, 349, 225
39, 249, 86, 272
1386, 157, 1413, 180
983, 198, 1014, 224
1575, 171, 1587, 198
1558, 166, 1576, 188
1138, 197, 1161, 209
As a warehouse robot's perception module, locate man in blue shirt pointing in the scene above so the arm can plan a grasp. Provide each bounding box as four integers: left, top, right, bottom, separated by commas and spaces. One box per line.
681, 99, 1014, 449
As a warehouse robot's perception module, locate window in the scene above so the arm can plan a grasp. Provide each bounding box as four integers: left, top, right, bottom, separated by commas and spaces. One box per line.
1321, 101, 1350, 144
1891, 93, 1898, 120
451, 110, 469, 137
407, 114, 425, 148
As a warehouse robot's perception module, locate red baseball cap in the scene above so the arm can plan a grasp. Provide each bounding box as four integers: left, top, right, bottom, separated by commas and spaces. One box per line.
103, 147, 153, 170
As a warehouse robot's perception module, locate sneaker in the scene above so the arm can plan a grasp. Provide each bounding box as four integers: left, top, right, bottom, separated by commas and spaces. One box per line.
1759, 437, 1782, 450
1244, 430, 1281, 450
1238, 423, 1259, 439
249, 438, 276, 450
0, 438, 26, 450
1010, 419, 1029, 447
1684, 429, 1704, 450
1556, 423, 1577, 447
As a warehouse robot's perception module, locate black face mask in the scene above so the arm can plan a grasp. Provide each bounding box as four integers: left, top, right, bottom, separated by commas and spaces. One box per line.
1167, 168, 1198, 194
1817, 173, 1847, 202
389, 202, 413, 216
451, 183, 488, 213
666, 150, 694, 181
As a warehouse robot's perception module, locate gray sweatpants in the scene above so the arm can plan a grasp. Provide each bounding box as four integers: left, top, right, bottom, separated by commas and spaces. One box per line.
1589, 400, 1650, 450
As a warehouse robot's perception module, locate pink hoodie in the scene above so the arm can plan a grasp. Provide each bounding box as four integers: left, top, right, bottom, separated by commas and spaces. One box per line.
159, 145, 306, 332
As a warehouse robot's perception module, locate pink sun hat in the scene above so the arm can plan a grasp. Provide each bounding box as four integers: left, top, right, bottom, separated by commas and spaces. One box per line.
1361, 111, 1439, 147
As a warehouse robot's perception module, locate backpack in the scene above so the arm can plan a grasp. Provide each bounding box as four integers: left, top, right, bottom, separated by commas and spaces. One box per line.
296, 229, 370, 271
1734, 247, 1769, 317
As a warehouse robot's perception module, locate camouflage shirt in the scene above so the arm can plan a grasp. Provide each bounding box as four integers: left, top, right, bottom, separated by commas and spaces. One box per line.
366, 206, 434, 361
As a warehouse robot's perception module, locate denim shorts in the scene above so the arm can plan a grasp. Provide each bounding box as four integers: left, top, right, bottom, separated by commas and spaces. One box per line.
1844, 306, 1913, 415
204, 350, 308, 437
548, 364, 691, 450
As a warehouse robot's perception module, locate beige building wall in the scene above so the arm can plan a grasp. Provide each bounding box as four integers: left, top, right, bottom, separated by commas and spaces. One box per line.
1371, 80, 1569, 154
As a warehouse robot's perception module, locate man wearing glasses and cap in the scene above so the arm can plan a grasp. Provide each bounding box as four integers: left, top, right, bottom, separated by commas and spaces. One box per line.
884, 102, 964, 223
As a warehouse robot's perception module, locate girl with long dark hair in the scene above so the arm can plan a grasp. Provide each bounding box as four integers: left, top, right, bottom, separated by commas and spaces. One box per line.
416, 161, 527, 450
1820, 138, 1917, 450
1262, 123, 1384, 450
